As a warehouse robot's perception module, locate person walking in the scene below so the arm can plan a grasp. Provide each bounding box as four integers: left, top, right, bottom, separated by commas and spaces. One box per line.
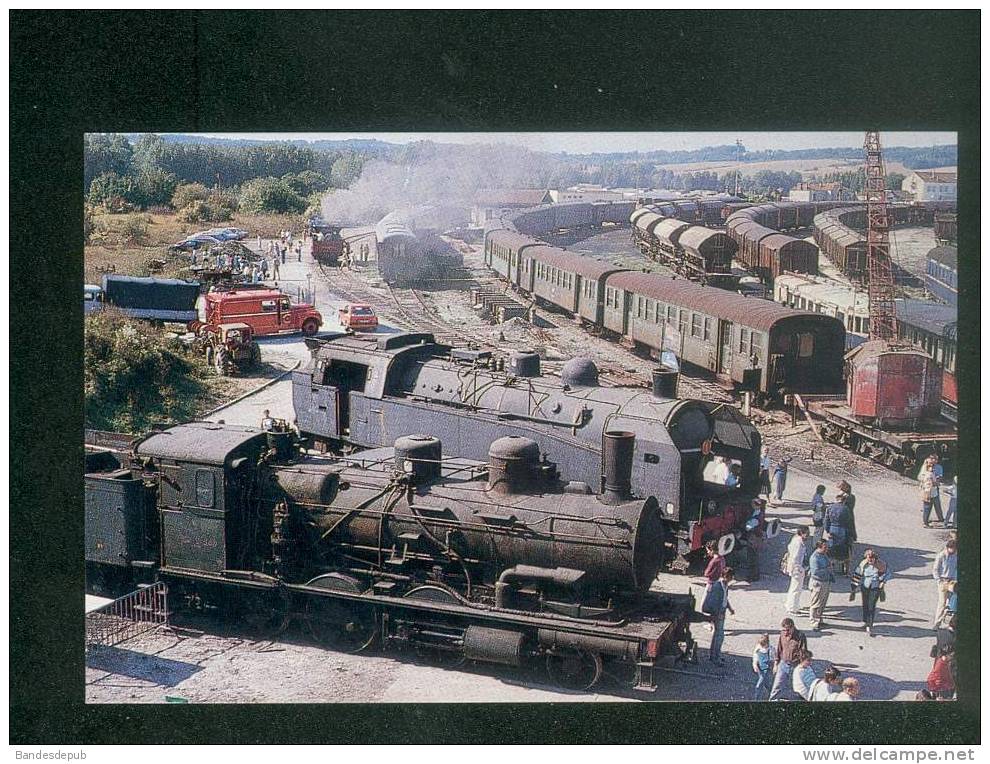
791, 650, 817, 700
707, 567, 734, 666
837, 480, 858, 548
759, 447, 772, 497
919, 455, 945, 527
261, 409, 275, 431
784, 526, 810, 615
769, 618, 808, 701
752, 634, 776, 700
826, 677, 861, 701
297, 243, 303, 262
272, 258, 280, 281
257, 235, 262, 252
932, 538, 957, 628
807, 539, 835, 631
281, 245, 287, 265
810, 666, 842, 701
825, 493, 853, 575
850, 548, 889, 635
772, 457, 792, 504
943, 476, 957, 529
810, 485, 827, 546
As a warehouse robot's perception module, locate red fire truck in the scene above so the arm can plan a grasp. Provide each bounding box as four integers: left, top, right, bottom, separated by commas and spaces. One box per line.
202, 288, 323, 337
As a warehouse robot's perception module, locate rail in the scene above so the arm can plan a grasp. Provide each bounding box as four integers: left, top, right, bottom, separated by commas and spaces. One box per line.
85, 582, 168, 649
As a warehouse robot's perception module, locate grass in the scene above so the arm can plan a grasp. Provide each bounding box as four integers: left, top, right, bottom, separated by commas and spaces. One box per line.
84, 210, 306, 283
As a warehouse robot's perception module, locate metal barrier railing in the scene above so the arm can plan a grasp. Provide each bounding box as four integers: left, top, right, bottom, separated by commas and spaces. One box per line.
85, 582, 168, 649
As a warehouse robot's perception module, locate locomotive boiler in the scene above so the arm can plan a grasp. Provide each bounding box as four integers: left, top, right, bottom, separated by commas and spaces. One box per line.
85, 422, 696, 692
293, 333, 777, 568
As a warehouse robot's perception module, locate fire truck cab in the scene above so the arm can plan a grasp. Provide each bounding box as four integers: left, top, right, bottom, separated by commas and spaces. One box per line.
203, 288, 323, 336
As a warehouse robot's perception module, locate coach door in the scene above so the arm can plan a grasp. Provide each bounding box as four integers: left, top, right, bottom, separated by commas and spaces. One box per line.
718, 320, 733, 375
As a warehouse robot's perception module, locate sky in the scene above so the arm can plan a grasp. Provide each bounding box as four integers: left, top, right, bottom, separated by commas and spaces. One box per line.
185, 132, 957, 154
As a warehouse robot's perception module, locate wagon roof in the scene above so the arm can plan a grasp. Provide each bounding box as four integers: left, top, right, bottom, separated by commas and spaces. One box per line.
727, 219, 777, 240
526, 245, 621, 280
759, 233, 816, 252
487, 229, 539, 249
895, 298, 957, 335
606, 271, 827, 332
635, 212, 665, 231
651, 218, 691, 239
927, 245, 958, 269
677, 226, 729, 251
135, 422, 265, 465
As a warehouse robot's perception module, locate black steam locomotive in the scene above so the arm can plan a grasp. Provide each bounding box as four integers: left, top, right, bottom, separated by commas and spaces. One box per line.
293, 333, 777, 570
85, 421, 696, 691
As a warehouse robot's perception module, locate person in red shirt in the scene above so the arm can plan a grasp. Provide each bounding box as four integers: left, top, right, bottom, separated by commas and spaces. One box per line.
703, 540, 726, 592
927, 647, 956, 700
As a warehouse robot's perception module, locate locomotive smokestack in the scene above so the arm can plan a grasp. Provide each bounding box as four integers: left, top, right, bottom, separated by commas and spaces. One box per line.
487, 436, 541, 495
602, 431, 635, 504
394, 435, 442, 482
508, 351, 541, 378
652, 367, 679, 399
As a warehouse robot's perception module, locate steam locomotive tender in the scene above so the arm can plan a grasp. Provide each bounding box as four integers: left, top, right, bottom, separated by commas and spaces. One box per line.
293, 333, 778, 569
85, 421, 696, 692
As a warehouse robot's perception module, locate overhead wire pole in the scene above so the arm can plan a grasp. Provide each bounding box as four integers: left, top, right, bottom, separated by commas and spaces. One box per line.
863, 131, 898, 341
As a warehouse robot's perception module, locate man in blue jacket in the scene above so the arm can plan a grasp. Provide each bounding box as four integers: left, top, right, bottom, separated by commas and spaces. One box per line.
808, 540, 835, 631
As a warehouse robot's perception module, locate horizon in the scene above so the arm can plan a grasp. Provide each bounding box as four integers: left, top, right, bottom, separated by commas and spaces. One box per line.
160, 131, 957, 155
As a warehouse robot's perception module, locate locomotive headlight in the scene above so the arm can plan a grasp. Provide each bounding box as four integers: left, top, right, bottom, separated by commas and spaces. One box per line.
664, 502, 675, 516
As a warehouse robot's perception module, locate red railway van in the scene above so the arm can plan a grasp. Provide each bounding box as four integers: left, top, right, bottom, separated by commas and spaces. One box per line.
203, 288, 323, 337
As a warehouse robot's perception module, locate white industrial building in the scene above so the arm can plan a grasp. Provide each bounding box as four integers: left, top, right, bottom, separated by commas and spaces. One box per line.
901, 169, 957, 202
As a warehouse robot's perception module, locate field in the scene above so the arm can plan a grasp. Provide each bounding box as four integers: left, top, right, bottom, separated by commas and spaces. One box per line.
84, 210, 305, 283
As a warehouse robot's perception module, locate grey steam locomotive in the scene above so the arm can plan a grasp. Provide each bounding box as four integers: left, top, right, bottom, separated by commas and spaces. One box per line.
85, 421, 696, 691
293, 333, 777, 569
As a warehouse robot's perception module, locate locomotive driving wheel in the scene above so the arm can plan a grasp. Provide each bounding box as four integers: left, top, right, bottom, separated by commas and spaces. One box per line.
401, 584, 466, 668
545, 647, 604, 691
235, 587, 291, 640
304, 573, 378, 653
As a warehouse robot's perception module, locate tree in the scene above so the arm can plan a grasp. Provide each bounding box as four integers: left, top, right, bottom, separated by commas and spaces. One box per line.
330, 153, 365, 188
87, 171, 139, 212
178, 191, 237, 223
886, 172, 906, 191
84, 133, 134, 189
171, 182, 211, 210
134, 166, 178, 208
283, 169, 331, 197
238, 177, 307, 215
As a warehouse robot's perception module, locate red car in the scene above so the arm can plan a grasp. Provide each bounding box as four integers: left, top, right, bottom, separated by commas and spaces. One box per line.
338, 303, 378, 331
203, 288, 322, 336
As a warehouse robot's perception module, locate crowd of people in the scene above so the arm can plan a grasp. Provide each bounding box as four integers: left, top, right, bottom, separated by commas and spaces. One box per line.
701, 449, 959, 702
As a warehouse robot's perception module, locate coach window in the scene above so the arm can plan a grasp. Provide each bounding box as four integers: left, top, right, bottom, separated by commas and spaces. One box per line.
798, 333, 815, 357
691, 313, 702, 338
678, 309, 688, 335
667, 305, 676, 326
703, 316, 712, 340
739, 327, 750, 353
751, 332, 764, 359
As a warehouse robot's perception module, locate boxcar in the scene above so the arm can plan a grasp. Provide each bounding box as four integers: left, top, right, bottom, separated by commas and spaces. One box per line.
602, 272, 845, 399
677, 227, 736, 276
650, 218, 692, 259
592, 201, 637, 226
758, 234, 819, 279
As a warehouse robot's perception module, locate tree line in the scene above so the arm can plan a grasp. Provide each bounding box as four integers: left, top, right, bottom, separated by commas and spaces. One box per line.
85, 133, 367, 219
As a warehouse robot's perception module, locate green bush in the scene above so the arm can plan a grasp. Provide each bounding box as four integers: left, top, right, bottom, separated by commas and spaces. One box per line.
238, 177, 307, 215
84, 309, 212, 432
88, 171, 139, 212
120, 215, 150, 245
171, 182, 211, 210
177, 191, 237, 223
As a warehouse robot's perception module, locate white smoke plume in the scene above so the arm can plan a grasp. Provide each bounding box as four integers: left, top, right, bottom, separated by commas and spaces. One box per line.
321, 142, 568, 226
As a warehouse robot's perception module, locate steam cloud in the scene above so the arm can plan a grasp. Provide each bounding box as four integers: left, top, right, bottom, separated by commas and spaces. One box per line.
321, 143, 566, 226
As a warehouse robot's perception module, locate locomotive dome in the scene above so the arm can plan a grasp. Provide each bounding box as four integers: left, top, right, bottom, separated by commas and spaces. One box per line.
561, 357, 599, 388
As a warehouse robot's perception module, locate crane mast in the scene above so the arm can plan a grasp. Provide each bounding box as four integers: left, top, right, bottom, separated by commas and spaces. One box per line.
864, 131, 898, 341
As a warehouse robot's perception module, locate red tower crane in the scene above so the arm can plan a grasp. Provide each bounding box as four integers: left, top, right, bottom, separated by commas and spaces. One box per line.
863, 131, 898, 341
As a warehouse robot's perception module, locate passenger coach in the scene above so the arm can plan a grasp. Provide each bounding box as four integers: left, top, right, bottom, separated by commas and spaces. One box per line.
602, 272, 846, 399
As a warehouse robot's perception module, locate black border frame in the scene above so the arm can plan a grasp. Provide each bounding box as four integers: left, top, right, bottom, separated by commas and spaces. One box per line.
10, 9, 980, 744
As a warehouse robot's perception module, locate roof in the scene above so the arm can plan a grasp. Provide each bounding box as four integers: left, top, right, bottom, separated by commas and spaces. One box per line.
607, 271, 835, 332
135, 422, 266, 465
927, 245, 958, 269
912, 170, 957, 184
207, 288, 285, 301
474, 189, 552, 207
677, 226, 731, 253
895, 298, 957, 336
759, 233, 817, 254
487, 229, 539, 251
526, 245, 620, 280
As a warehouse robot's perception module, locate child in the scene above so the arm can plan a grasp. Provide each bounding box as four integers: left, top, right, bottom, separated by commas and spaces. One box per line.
752, 634, 775, 700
